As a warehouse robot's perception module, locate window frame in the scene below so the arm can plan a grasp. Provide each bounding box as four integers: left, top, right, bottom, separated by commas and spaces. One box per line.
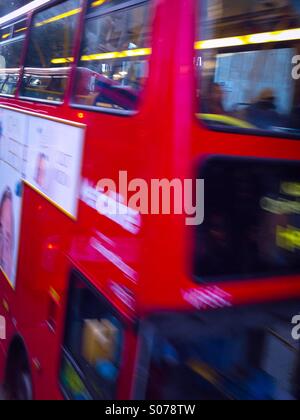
70, 0, 152, 117
59, 269, 130, 400
18, 0, 84, 106
195, 1, 300, 141
0, 18, 28, 99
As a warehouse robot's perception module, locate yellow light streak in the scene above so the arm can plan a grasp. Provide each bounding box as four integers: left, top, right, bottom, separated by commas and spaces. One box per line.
198, 113, 256, 129
91, 0, 107, 7
51, 57, 74, 64
80, 47, 152, 62
196, 36, 246, 50
51, 47, 152, 64
277, 225, 300, 252
15, 27, 28, 33
195, 28, 300, 50
35, 7, 81, 27
281, 182, 300, 198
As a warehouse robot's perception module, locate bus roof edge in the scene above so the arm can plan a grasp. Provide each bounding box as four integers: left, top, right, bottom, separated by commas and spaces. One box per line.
0, 0, 52, 26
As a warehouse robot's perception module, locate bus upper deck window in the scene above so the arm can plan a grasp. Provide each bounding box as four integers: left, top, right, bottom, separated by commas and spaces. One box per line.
196, 0, 300, 138
0, 20, 26, 96
20, 0, 81, 103
72, 0, 151, 113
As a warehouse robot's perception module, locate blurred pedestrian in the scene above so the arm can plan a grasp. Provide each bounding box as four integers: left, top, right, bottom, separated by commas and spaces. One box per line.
203, 82, 228, 115
245, 89, 282, 130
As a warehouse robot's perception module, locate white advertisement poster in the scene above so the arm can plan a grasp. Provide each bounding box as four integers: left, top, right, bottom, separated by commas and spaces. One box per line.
0, 107, 85, 288
0, 109, 28, 172
0, 109, 27, 288
26, 117, 84, 218
0, 161, 23, 287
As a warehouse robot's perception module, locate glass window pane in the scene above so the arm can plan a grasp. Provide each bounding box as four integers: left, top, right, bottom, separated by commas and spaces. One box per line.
73, 0, 151, 112
20, 0, 81, 103
196, 0, 300, 137
13, 20, 28, 37
0, 21, 26, 96
144, 308, 300, 400
60, 274, 124, 400
194, 158, 300, 281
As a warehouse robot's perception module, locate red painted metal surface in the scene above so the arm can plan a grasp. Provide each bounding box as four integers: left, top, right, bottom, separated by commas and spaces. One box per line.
0, 0, 299, 400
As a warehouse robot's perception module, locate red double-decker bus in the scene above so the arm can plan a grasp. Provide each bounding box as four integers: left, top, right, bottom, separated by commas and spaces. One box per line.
0, 0, 300, 400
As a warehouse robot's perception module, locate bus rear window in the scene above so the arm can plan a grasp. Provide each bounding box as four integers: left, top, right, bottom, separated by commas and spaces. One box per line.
0, 20, 26, 96
20, 0, 81, 103
72, 0, 151, 113
194, 158, 300, 281
196, 0, 300, 137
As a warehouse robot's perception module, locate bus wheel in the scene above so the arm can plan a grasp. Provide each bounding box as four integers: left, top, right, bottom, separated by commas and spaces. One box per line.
4, 337, 33, 400
15, 371, 33, 401
6, 360, 33, 401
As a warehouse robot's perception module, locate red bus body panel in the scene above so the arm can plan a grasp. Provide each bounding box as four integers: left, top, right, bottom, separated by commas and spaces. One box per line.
0, 0, 299, 399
